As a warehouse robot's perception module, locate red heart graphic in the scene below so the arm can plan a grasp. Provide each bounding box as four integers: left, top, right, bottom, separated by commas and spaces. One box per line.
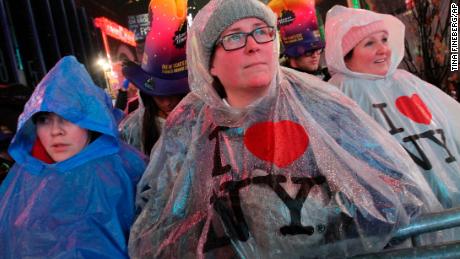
244, 120, 309, 168
395, 94, 432, 125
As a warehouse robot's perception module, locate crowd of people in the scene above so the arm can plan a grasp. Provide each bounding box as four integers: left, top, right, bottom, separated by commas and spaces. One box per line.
0, 0, 459, 258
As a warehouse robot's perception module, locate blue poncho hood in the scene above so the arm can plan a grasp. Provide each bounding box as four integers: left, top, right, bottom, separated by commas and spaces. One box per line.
9, 56, 121, 172
0, 56, 146, 258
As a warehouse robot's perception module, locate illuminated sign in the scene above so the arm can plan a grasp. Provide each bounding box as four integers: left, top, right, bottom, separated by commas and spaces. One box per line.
94, 17, 137, 47
128, 13, 150, 41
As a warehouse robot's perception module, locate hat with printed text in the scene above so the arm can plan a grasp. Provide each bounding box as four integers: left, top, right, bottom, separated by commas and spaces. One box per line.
122, 0, 190, 96
268, 0, 324, 58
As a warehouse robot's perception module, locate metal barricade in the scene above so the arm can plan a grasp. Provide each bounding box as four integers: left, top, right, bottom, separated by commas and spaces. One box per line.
352, 207, 460, 258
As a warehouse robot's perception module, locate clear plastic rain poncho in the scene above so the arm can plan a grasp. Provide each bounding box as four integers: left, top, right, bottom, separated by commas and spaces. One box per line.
119, 98, 164, 154
0, 56, 146, 258
119, 0, 186, 155
119, 104, 144, 151
325, 5, 460, 209
128, 1, 442, 258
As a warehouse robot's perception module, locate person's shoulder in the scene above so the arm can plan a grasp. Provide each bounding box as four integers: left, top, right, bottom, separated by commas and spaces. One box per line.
327, 72, 347, 86
392, 69, 411, 78
119, 108, 142, 132
393, 69, 435, 89
164, 93, 204, 129
282, 67, 342, 93
0, 162, 20, 191
281, 66, 321, 86
281, 68, 357, 109
116, 141, 147, 179
118, 141, 147, 161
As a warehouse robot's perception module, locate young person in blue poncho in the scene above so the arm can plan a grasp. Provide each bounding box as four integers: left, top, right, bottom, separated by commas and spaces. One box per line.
0, 56, 146, 258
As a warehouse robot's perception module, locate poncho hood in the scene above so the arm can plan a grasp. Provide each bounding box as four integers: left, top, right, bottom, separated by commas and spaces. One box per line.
9, 56, 120, 173
325, 5, 405, 80
186, 0, 281, 126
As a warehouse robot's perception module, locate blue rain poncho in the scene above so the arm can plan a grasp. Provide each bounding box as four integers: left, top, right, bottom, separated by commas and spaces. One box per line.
0, 56, 146, 258
325, 5, 460, 209
128, 1, 442, 258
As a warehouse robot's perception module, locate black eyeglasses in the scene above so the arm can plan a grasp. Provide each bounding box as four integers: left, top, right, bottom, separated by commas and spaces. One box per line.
303, 48, 323, 57
216, 26, 276, 51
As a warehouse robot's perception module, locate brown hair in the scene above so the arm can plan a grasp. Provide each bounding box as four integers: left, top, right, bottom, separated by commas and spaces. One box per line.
139, 92, 186, 156
139, 92, 161, 156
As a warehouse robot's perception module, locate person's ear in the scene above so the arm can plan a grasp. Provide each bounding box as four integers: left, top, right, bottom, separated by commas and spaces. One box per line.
210, 68, 216, 76
210, 61, 217, 76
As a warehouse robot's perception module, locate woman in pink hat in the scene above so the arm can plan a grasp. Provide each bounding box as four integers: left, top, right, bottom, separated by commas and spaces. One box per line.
325, 5, 460, 209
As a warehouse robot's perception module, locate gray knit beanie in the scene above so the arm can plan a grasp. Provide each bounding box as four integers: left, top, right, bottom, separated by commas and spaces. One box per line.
200, 0, 277, 68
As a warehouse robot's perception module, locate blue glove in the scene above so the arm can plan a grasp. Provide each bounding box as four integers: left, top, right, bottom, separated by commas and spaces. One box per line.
121, 79, 130, 90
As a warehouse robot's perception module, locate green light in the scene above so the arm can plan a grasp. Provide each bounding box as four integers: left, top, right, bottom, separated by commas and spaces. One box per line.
351, 0, 361, 9
14, 48, 23, 70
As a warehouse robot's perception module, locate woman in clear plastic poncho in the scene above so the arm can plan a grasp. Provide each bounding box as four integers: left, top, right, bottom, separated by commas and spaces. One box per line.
0, 56, 146, 258
128, 0, 441, 258
119, 92, 185, 156
325, 5, 460, 209
119, 0, 190, 156
118, 78, 187, 156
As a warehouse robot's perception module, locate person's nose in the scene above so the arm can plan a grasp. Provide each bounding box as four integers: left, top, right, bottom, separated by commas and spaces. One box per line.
50, 119, 64, 136
376, 42, 389, 55
245, 34, 260, 53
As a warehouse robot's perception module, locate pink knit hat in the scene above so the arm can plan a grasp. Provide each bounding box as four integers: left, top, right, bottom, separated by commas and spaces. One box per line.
341, 20, 387, 56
